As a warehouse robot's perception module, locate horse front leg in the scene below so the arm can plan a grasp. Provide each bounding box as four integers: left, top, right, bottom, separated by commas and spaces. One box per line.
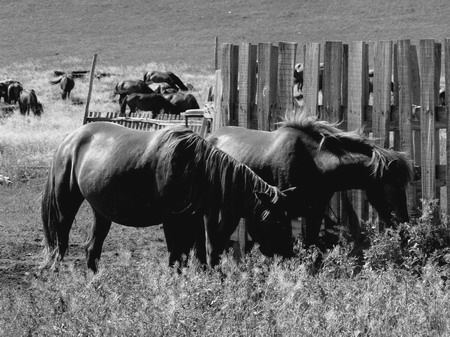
163, 213, 205, 269
303, 195, 333, 248
85, 209, 112, 272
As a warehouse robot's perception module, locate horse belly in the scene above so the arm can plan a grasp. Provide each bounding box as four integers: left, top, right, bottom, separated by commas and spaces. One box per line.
89, 200, 165, 227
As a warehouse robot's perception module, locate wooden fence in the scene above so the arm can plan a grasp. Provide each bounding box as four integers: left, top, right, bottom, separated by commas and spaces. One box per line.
212, 39, 450, 237
84, 110, 213, 138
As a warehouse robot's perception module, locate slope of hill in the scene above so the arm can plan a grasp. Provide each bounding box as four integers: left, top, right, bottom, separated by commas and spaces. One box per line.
1, 0, 450, 69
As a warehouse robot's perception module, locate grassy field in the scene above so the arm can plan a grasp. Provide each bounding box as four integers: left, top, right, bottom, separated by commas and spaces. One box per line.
1, 0, 450, 68
1, 59, 450, 336
1, 0, 450, 335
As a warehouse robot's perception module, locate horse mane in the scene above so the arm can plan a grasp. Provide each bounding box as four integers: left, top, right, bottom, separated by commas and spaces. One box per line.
279, 112, 413, 185
158, 126, 281, 213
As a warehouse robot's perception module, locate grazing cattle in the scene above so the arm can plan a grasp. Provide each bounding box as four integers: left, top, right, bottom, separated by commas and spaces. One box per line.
50, 74, 75, 100
8, 82, 23, 104
120, 93, 176, 117
19, 89, 43, 116
114, 80, 154, 105
40, 123, 294, 271
143, 70, 189, 91
163, 92, 200, 113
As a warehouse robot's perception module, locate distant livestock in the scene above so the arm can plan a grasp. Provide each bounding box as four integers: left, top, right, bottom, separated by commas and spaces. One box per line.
0, 79, 22, 103
163, 92, 200, 113
114, 80, 154, 105
120, 93, 176, 117
143, 70, 189, 92
8, 82, 23, 104
19, 89, 43, 116
50, 74, 75, 100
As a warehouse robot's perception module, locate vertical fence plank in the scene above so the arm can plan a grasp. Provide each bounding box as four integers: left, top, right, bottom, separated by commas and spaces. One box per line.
372, 41, 393, 148
275, 42, 297, 129
213, 69, 222, 131
238, 43, 257, 128
347, 41, 369, 221
342, 44, 349, 112
434, 43, 442, 204
397, 39, 416, 214
303, 43, 321, 116
322, 41, 343, 229
323, 41, 343, 122
256, 43, 278, 130
419, 39, 437, 203
257, 43, 278, 131
446, 39, 450, 214
220, 43, 239, 127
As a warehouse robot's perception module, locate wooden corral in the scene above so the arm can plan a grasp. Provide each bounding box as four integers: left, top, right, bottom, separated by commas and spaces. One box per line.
212, 38, 450, 255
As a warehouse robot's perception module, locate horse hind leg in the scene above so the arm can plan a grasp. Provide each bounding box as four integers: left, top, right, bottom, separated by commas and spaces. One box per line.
41, 173, 84, 270
85, 209, 112, 272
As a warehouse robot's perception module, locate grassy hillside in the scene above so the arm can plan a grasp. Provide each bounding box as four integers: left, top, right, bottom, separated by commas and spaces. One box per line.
1, 0, 450, 69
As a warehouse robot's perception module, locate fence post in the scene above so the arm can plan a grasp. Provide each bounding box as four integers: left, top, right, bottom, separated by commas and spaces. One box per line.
397, 39, 417, 214
257, 43, 278, 131
83, 53, 97, 125
275, 42, 297, 129
303, 43, 321, 116
419, 39, 437, 204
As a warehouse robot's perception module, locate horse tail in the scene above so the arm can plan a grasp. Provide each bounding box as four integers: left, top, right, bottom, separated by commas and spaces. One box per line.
49, 77, 62, 85
40, 164, 59, 269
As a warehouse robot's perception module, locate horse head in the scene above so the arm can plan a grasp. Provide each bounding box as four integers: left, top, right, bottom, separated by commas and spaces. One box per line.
248, 187, 297, 259
365, 154, 412, 227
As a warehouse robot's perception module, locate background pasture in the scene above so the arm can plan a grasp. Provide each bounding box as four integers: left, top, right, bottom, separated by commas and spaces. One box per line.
1, 0, 450, 335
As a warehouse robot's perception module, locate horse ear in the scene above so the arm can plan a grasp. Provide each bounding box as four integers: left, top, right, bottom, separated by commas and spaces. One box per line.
280, 186, 297, 198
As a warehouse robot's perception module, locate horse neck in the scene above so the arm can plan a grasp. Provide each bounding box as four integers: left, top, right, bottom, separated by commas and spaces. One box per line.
324, 152, 375, 191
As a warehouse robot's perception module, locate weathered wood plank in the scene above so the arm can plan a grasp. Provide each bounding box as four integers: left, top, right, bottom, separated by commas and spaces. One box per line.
256, 43, 278, 131
275, 42, 297, 129
372, 40, 393, 148
303, 43, 321, 116
397, 39, 416, 213
419, 39, 437, 203
238, 43, 257, 129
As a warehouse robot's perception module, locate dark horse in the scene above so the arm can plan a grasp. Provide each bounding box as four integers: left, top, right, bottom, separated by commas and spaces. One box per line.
207, 112, 413, 248
19, 89, 43, 116
114, 79, 154, 105
144, 70, 189, 92
41, 123, 295, 272
120, 93, 176, 117
163, 92, 200, 113
50, 74, 75, 100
